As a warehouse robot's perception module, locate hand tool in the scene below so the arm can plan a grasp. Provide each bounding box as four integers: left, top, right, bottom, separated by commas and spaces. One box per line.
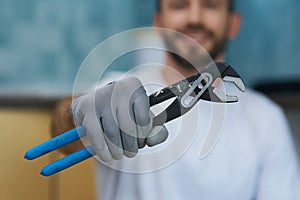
24, 62, 246, 176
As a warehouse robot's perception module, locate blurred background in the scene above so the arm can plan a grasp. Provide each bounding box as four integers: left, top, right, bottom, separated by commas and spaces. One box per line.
1, 0, 300, 96
0, 0, 299, 200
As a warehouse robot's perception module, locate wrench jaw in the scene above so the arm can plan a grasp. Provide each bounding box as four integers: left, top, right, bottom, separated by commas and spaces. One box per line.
214, 62, 246, 92
204, 77, 246, 103
212, 75, 246, 103
223, 76, 246, 93
199, 86, 239, 103
199, 62, 246, 103
217, 63, 246, 92
212, 87, 239, 103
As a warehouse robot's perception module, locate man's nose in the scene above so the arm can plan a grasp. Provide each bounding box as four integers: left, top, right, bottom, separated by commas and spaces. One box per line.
187, 4, 204, 25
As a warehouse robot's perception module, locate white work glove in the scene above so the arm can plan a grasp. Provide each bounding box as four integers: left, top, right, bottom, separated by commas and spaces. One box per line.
71, 77, 168, 162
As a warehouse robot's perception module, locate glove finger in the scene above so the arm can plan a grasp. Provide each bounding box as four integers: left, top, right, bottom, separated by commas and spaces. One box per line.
146, 125, 169, 147
101, 111, 124, 160
116, 101, 139, 158
83, 116, 112, 162
136, 113, 153, 148
114, 76, 148, 155
137, 125, 149, 148
132, 88, 152, 148
121, 129, 138, 158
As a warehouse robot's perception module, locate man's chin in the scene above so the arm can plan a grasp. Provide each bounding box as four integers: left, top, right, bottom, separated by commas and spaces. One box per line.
169, 51, 212, 72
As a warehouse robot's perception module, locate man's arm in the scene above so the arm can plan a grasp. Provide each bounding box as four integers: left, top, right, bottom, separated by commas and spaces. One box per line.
50, 97, 85, 154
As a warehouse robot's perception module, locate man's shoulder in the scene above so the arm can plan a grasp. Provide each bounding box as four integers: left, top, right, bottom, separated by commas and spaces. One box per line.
241, 89, 281, 111
237, 88, 286, 124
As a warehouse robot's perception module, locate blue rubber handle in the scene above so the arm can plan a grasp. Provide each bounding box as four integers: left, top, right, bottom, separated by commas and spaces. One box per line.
41, 145, 95, 176
24, 125, 95, 176
24, 126, 86, 160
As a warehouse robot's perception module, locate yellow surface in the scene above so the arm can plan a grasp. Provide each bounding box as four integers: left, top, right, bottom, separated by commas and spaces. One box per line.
0, 108, 96, 200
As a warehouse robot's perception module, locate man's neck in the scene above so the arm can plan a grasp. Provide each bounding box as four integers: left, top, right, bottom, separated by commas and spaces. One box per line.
161, 53, 225, 85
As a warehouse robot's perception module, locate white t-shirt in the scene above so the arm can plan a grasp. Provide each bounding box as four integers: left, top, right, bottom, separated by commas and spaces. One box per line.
95, 66, 300, 200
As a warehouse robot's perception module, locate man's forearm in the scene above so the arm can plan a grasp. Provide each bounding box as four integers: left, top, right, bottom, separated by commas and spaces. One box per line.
50, 97, 85, 154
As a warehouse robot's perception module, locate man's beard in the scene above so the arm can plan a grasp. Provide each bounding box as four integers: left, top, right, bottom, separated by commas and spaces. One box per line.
162, 24, 228, 71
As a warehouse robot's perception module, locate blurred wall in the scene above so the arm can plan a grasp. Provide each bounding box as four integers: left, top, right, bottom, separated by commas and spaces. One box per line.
0, 0, 299, 96
0, 108, 96, 200
0, 0, 154, 96
227, 0, 300, 85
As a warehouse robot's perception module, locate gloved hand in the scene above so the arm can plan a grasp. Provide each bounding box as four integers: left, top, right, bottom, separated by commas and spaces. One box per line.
71, 77, 169, 162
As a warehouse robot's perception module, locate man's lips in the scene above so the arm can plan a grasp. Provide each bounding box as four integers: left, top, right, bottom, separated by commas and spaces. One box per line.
180, 32, 210, 46
189, 33, 208, 44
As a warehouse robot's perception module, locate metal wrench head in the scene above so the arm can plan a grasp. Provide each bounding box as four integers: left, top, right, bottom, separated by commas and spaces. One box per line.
199, 62, 246, 103
149, 62, 246, 126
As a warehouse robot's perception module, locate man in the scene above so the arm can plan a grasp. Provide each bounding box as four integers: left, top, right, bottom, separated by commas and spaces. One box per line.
51, 0, 300, 199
